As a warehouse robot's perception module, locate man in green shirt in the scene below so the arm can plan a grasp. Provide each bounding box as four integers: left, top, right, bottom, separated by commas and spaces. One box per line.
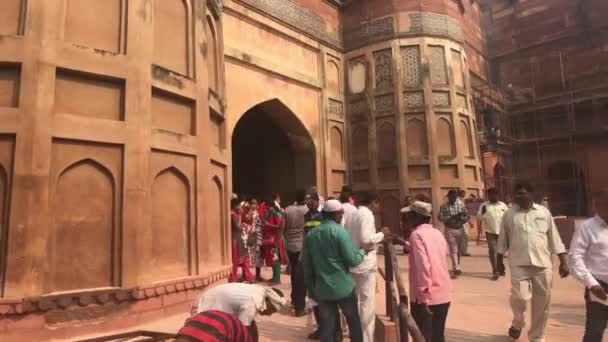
303, 199, 372, 342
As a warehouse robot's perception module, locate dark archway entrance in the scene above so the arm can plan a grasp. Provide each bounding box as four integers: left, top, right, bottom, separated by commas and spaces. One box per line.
232, 99, 316, 204
547, 160, 588, 216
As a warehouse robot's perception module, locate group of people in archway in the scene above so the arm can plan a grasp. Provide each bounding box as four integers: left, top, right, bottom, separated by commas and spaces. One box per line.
174, 183, 608, 342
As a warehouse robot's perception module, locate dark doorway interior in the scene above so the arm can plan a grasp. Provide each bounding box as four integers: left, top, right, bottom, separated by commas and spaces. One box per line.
232, 99, 316, 204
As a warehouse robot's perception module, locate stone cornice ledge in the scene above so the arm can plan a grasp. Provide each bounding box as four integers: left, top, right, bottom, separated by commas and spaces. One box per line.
0, 267, 231, 316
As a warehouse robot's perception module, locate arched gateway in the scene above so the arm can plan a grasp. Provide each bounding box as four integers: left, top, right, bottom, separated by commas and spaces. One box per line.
232, 99, 316, 203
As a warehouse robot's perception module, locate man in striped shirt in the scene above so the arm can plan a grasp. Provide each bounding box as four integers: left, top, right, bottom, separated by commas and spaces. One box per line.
177, 310, 253, 342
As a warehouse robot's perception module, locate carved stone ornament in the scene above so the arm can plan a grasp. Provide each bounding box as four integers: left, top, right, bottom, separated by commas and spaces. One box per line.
328, 99, 344, 117
374, 50, 393, 90
401, 46, 422, 88
375, 95, 394, 113
344, 16, 395, 50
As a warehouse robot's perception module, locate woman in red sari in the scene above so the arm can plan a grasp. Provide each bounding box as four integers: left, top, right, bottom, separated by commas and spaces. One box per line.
262, 199, 287, 284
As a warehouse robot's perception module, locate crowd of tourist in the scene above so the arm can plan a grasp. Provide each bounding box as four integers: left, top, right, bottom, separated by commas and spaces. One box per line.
174, 183, 608, 342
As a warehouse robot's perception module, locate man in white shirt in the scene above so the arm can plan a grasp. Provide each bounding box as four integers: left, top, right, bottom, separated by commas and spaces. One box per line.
340, 185, 357, 227
193, 283, 287, 341
497, 182, 569, 342
344, 191, 390, 342
568, 188, 608, 342
477, 187, 509, 280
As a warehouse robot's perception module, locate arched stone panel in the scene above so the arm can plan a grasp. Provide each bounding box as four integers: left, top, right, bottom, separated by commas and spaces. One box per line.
381, 196, 401, 234
0, 0, 24, 35
349, 61, 366, 94
437, 117, 455, 157
330, 126, 344, 162
65, 0, 122, 53
406, 118, 428, 159
50, 160, 114, 292
352, 125, 368, 166
327, 60, 340, 94
460, 119, 474, 158
206, 176, 225, 266
154, 0, 189, 75
206, 15, 219, 91
377, 122, 396, 164
142, 167, 190, 281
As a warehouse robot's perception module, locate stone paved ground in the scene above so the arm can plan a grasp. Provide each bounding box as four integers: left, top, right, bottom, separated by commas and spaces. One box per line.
68, 244, 592, 342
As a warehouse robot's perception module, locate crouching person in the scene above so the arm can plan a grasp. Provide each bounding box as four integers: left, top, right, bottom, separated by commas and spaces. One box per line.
177, 310, 253, 342
191, 283, 286, 341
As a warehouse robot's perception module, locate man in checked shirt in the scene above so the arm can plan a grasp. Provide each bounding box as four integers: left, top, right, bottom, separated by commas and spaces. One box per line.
438, 189, 470, 278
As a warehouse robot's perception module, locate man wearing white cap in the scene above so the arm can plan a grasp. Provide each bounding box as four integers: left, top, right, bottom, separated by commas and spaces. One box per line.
192, 282, 286, 342
303, 199, 375, 342
402, 201, 452, 342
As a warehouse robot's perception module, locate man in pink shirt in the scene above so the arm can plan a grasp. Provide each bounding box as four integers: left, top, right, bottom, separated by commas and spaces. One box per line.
402, 201, 453, 342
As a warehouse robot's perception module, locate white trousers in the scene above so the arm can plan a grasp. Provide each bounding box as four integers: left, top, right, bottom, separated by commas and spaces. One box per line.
352, 271, 376, 342
510, 266, 553, 342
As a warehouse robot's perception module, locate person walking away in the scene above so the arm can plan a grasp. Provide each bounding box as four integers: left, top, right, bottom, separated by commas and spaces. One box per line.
339, 186, 357, 227
284, 189, 310, 316
230, 199, 253, 283
497, 182, 569, 341
303, 199, 375, 342
457, 189, 471, 256
344, 191, 391, 342
402, 201, 452, 342
568, 188, 608, 342
191, 283, 286, 342
262, 200, 286, 285
177, 311, 254, 342
477, 188, 508, 280
439, 190, 470, 278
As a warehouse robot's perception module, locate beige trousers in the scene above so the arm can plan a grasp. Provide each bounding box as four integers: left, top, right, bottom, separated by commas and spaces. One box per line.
352, 271, 376, 342
510, 266, 553, 342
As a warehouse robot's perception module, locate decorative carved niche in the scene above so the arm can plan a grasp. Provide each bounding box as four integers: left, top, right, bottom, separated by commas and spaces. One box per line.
376, 121, 396, 165
375, 95, 394, 113
0, 64, 21, 108
400, 46, 422, 88
328, 99, 344, 118
151, 88, 195, 135
349, 59, 367, 94
437, 117, 455, 158
207, 172, 226, 266
330, 126, 344, 162
406, 118, 429, 160
429, 46, 448, 86
351, 124, 369, 166
210, 108, 225, 149
460, 118, 474, 158
0, 0, 25, 35
432, 91, 450, 107
65, 0, 125, 53
373, 49, 393, 90
451, 50, 464, 88
349, 98, 368, 120
55, 69, 125, 121
326, 59, 341, 94
0, 136, 14, 295
154, 0, 191, 76
206, 15, 220, 92
48, 140, 123, 294
142, 150, 196, 283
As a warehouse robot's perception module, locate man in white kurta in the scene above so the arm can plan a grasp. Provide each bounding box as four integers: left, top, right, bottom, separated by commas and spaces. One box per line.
344, 191, 390, 342
497, 182, 569, 342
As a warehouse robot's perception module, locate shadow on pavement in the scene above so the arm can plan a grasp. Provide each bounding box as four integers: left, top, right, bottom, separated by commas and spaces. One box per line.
447, 328, 511, 341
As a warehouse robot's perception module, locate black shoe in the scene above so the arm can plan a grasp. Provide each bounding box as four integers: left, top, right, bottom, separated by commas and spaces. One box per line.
450, 271, 459, 279
500, 270, 506, 277
454, 269, 463, 276
508, 326, 522, 339
308, 330, 320, 340
491, 273, 500, 281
